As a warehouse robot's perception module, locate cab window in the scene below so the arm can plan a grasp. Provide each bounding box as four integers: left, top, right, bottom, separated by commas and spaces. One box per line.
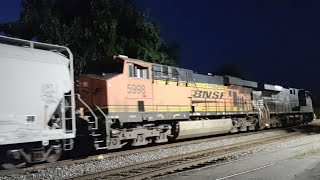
128, 63, 149, 79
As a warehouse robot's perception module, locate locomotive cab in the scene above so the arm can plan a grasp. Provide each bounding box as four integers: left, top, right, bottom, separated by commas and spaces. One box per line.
76, 55, 153, 117
76, 56, 164, 149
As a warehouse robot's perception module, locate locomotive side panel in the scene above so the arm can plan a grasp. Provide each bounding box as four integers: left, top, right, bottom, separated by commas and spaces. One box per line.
106, 58, 154, 114
152, 78, 254, 117
190, 85, 253, 115
76, 75, 108, 108
152, 83, 192, 111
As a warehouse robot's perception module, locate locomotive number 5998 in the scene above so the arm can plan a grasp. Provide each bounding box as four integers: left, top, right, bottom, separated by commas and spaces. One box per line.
127, 84, 146, 94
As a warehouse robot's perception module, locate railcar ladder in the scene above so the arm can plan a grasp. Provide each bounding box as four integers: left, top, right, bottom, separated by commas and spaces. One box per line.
61, 94, 75, 134
60, 94, 76, 150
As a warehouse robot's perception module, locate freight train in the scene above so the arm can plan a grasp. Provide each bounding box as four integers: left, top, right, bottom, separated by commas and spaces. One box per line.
0, 36, 314, 169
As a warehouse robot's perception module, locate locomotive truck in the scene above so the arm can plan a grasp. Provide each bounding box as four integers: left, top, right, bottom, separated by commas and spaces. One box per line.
0, 36, 314, 168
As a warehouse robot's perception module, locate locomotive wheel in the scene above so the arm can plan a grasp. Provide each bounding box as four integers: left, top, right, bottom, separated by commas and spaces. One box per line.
46, 146, 63, 163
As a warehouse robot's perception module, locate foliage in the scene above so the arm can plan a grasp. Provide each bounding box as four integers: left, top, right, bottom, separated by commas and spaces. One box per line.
0, 0, 178, 74
293, 147, 320, 159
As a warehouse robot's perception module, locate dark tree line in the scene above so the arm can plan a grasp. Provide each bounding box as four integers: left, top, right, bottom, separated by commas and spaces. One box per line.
0, 0, 179, 74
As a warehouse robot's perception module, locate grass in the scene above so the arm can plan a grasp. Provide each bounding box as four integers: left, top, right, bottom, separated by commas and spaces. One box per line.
293, 147, 320, 159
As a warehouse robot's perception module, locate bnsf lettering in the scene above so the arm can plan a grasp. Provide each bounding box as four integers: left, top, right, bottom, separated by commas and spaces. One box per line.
127, 84, 146, 94
194, 90, 202, 98
193, 90, 224, 99
203, 91, 211, 98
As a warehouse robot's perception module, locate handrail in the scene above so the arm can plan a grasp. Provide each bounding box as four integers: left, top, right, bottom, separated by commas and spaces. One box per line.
263, 99, 303, 114
101, 99, 303, 114
0, 35, 69, 53
61, 96, 66, 131
96, 105, 110, 147
256, 100, 263, 120
264, 101, 270, 120
251, 100, 263, 119
76, 94, 98, 130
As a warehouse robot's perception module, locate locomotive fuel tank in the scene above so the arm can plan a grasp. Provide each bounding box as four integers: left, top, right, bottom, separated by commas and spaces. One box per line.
176, 118, 233, 140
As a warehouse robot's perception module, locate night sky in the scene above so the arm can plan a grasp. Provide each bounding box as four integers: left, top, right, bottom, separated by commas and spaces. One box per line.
1, 0, 320, 95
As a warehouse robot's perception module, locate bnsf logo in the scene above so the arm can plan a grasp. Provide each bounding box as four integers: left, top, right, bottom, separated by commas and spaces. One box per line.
193, 90, 224, 99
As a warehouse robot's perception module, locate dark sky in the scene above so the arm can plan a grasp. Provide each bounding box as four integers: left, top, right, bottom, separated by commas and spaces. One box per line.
0, 0, 21, 23
136, 0, 320, 95
1, 0, 320, 94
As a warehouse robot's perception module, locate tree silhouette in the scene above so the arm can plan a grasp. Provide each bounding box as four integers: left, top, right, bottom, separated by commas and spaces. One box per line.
0, 0, 179, 74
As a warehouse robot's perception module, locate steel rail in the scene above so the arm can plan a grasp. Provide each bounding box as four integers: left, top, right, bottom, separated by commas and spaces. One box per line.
69, 131, 304, 180
2, 122, 316, 177
0, 127, 286, 176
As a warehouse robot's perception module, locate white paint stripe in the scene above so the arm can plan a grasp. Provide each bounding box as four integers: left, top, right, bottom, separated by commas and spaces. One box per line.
215, 159, 290, 180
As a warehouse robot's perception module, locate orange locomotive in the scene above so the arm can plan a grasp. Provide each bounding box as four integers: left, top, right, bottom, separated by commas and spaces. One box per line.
0, 35, 313, 169
76, 55, 313, 150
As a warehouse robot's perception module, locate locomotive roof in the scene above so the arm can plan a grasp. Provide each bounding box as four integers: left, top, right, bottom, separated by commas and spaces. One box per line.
115, 55, 149, 64
115, 55, 306, 91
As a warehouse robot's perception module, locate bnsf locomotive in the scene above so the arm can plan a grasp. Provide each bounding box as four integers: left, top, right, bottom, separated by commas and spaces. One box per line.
0, 36, 314, 168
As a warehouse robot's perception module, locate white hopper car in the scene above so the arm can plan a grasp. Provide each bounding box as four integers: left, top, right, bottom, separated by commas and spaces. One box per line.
0, 36, 76, 168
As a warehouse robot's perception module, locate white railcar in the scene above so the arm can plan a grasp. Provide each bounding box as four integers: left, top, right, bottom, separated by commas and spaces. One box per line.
0, 36, 76, 168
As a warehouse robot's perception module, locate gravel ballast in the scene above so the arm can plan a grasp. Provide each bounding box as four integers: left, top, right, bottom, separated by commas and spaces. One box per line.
155, 132, 320, 180
0, 130, 312, 180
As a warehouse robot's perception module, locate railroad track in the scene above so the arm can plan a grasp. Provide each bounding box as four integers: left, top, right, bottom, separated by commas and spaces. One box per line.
69, 131, 305, 180
0, 128, 291, 177
0, 123, 314, 178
